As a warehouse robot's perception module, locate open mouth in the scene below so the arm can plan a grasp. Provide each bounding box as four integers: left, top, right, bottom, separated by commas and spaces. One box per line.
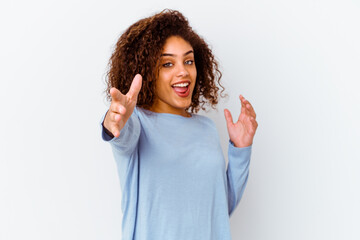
171, 82, 190, 97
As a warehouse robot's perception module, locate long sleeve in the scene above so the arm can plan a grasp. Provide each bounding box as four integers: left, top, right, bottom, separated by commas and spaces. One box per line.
226, 140, 252, 216
100, 110, 141, 192
100, 110, 142, 240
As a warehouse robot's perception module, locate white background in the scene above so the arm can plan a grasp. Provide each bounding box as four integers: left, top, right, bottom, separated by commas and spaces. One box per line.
1, 0, 359, 239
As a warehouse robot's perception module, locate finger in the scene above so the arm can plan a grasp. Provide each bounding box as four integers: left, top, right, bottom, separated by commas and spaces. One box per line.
112, 128, 120, 138
110, 112, 121, 122
244, 105, 256, 119
246, 103, 256, 118
110, 121, 121, 138
127, 74, 143, 99
252, 117, 258, 129
110, 87, 124, 102
240, 95, 256, 119
224, 109, 234, 126
239, 95, 246, 114
238, 95, 247, 121
249, 117, 258, 134
244, 100, 256, 118
110, 102, 126, 115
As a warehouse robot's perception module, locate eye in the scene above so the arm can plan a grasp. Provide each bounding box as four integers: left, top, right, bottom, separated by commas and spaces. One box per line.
163, 62, 173, 67
185, 60, 194, 65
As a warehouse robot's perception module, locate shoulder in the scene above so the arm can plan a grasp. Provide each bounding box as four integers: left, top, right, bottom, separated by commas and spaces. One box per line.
192, 113, 217, 130
191, 114, 221, 144
134, 106, 149, 119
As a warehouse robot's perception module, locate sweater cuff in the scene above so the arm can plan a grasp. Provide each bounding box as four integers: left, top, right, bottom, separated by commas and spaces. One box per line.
100, 110, 114, 141
228, 140, 252, 166
100, 110, 140, 147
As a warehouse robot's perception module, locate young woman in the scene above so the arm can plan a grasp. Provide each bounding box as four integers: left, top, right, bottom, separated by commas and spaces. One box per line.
101, 9, 258, 240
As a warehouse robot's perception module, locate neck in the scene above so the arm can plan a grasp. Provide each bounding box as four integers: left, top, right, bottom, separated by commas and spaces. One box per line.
149, 103, 191, 118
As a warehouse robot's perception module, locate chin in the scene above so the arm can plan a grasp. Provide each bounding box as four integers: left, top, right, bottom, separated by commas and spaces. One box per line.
178, 100, 192, 109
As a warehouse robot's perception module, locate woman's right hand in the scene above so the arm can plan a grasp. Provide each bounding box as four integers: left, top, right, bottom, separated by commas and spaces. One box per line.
103, 74, 142, 138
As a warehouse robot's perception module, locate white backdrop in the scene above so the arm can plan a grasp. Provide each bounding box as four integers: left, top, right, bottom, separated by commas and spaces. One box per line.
1, 0, 359, 239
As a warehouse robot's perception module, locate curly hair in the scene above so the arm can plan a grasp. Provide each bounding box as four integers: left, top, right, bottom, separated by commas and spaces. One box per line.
105, 9, 225, 113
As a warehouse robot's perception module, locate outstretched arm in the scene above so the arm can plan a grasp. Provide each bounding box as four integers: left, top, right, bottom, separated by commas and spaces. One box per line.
101, 74, 143, 156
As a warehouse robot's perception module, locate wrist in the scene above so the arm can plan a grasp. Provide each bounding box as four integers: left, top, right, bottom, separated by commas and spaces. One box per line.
232, 140, 252, 148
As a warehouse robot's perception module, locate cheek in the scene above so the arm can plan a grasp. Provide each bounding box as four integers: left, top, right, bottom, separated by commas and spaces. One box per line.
155, 75, 171, 95
191, 68, 197, 82
159, 70, 173, 83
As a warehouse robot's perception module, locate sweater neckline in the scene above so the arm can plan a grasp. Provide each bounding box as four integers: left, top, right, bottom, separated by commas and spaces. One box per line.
138, 107, 195, 119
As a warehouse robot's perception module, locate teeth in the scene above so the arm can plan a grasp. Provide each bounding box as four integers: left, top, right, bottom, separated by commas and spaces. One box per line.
172, 82, 189, 87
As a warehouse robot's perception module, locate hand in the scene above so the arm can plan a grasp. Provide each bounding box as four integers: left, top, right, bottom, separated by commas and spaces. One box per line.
103, 74, 142, 138
224, 95, 258, 148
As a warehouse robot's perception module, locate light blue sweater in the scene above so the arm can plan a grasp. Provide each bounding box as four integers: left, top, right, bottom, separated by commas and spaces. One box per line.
101, 107, 252, 240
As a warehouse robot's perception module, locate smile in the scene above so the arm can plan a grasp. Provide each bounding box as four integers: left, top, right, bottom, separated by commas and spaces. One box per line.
171, 81, 190, 97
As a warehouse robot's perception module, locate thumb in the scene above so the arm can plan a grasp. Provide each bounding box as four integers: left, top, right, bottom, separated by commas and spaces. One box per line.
127, 74, 142, 99
224, 109, 234, 127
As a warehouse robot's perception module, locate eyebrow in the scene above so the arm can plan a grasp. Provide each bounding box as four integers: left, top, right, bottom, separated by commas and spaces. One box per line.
160, 50, 194, 57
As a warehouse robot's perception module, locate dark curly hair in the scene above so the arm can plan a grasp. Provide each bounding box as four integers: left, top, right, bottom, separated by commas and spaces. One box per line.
105, 9, 225, 113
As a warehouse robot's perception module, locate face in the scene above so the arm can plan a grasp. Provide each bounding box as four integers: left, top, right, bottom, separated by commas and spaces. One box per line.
151, 36, 197, 117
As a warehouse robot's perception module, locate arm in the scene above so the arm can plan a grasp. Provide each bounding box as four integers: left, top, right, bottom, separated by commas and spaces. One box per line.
101, 74, 142, 154
100, 107, 141, 196
224, 94, 258, 216
226, 141, 252, 216
100, 74, 142, 181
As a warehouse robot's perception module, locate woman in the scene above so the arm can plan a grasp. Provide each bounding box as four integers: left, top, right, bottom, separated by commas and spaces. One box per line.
101, 9, 258, 240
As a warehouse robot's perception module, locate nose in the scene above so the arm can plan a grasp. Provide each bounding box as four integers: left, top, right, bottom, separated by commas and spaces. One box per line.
176, 63, 189, 78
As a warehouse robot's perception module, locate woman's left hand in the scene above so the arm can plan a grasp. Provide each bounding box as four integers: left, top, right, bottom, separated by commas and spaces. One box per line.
224, 95, 258, 148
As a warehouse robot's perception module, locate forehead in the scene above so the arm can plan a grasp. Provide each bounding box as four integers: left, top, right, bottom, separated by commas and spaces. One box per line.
162, 36, 193, 54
